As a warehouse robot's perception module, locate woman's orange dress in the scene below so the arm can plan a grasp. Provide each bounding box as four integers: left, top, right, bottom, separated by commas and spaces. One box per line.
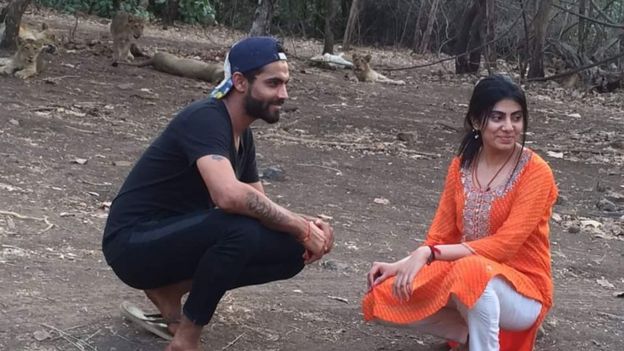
362, 149, 558, 351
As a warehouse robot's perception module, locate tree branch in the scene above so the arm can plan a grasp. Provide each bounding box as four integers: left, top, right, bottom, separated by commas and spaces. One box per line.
527, 51, 624, 82
384, 12, 522, 72
552, 3, 624, 29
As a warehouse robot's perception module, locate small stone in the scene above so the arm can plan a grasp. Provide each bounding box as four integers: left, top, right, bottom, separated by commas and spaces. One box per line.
9, 119, 20, 126
33, 329, 51, 341
567, 225, 581, 234
321, 259, 349, 272
72, 158, 88, 165
610, 140, 624, 149
260, 166, 285, 181
596, 198, 618, 212
396, 132, 415, 143
605, 191, 624, 204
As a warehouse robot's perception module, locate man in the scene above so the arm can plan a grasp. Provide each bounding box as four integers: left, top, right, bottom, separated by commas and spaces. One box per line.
102, 36, 334, 351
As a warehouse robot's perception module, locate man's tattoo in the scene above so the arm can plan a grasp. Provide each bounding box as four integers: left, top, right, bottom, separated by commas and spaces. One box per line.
245, 192, 287, 225
211, 155, 226, 161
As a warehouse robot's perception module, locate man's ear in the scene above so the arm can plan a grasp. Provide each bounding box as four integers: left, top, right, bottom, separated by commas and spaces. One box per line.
231, 72, 248, 93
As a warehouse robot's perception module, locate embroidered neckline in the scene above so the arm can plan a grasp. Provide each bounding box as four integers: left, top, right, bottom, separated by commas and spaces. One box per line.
460, 148, 532, 241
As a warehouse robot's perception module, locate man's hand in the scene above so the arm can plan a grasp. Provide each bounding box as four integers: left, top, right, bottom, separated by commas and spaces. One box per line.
301, 219, 334, 264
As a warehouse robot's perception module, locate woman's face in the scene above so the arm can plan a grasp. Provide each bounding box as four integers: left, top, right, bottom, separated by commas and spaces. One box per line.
478, 99, 524, 153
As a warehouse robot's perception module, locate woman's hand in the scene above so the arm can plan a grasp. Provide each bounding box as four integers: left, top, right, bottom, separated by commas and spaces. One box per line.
367, 261, 399, 292
392, 247, 431, 302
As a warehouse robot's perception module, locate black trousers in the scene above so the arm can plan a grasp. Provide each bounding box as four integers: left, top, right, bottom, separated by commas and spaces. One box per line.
107, 209, 305, 325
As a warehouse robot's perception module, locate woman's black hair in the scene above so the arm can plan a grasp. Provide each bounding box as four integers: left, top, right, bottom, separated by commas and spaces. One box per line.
457, 74, 528, 169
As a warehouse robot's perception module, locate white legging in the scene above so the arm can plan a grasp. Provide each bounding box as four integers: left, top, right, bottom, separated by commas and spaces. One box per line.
380, 277, 542, 351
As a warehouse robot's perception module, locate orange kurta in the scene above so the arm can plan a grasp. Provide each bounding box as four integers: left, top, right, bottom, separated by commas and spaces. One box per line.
362, 149, 558, 351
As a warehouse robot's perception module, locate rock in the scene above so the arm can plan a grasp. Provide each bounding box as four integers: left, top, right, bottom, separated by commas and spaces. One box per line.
605, 191, 624, 204
321, 259, 349, 272
610, 140, 624, 149
396, 132, 415, 143
260, 166, 285, 181
596, 198, 618, 212
567, 225, 581, 234
9, 119, 20, 126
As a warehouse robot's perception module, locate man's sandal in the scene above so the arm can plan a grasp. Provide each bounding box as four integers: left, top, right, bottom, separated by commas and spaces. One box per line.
120, 301, 178, 341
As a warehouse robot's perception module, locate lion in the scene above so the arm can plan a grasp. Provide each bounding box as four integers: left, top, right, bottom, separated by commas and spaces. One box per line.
0, 22, 56, 79
351, 53, 405, 85
110, 11, 144, 67
122, 51, 224, 83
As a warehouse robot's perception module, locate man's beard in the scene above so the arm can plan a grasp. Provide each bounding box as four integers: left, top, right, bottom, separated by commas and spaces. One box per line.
244, 91, 284, 124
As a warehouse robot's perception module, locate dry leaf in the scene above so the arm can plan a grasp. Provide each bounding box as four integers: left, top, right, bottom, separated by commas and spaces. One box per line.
33, 330, 51, 341
317, 213, 333, 221
374, 197, 390, 205
580, 219, 602, 228
597, 277, 615, 289
546, 151, 564, 159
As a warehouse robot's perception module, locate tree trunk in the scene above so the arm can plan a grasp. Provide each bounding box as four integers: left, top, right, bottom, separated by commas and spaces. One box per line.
0, 0, 31, 51
418, 0, 439, 54
249, 0, 273, 37
454, 0, 484, 74
527, 0, 553, 79
412, 0, 428, 51
322, 0, 337, 54
578, 0, 586, 55
343, 0, 361, 50
162, 0, 179, 29
484, 0, 496, 72
112, 0, 121, 12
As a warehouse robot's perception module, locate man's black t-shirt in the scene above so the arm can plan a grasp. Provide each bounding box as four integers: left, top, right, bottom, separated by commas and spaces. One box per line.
103, 98, 258, 260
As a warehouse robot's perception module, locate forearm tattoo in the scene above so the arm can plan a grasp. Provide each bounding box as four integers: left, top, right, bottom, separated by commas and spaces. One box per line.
245, 191, 288, 225
211, 155, 226, 161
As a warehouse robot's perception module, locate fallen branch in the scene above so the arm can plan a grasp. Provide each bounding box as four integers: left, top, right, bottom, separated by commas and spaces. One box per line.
42, 323, 97, 351
0, 210, 54, 234
221, 333, 245, 350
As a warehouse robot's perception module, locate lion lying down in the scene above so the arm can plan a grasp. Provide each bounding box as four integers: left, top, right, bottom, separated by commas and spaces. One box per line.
0, 22, 56, 79
126, 52, 224, 83
352, 53, 405, 85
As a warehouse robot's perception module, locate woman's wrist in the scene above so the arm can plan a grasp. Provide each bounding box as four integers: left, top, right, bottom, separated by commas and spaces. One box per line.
410, 246, 431, 261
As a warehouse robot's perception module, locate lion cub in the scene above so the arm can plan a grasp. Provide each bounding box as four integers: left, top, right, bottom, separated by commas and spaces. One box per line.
0, 23, 56, 79
352, 53, 405, 85
110, 11, 144, 66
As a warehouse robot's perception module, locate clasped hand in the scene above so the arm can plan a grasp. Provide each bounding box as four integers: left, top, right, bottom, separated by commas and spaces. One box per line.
302, 219, 334, 264
367, 247, 429, 302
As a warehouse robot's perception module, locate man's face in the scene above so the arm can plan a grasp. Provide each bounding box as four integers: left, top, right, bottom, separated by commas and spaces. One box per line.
243, 60, 289, 124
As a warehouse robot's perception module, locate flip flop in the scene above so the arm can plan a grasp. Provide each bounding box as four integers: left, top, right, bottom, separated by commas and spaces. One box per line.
120, 301, 174, 341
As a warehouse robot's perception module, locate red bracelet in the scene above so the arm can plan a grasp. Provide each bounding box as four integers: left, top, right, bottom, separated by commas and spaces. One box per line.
426, 245, 441, 265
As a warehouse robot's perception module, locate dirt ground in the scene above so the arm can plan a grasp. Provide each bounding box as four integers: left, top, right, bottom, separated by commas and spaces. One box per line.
1, 10, 623, 351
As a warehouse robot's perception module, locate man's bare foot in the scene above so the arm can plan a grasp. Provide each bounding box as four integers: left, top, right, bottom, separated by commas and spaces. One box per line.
164, 315, 202, 351
144, 280, 192, 335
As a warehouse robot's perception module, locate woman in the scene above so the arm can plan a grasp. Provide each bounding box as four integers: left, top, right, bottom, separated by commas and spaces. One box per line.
362, 75, 558, 351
